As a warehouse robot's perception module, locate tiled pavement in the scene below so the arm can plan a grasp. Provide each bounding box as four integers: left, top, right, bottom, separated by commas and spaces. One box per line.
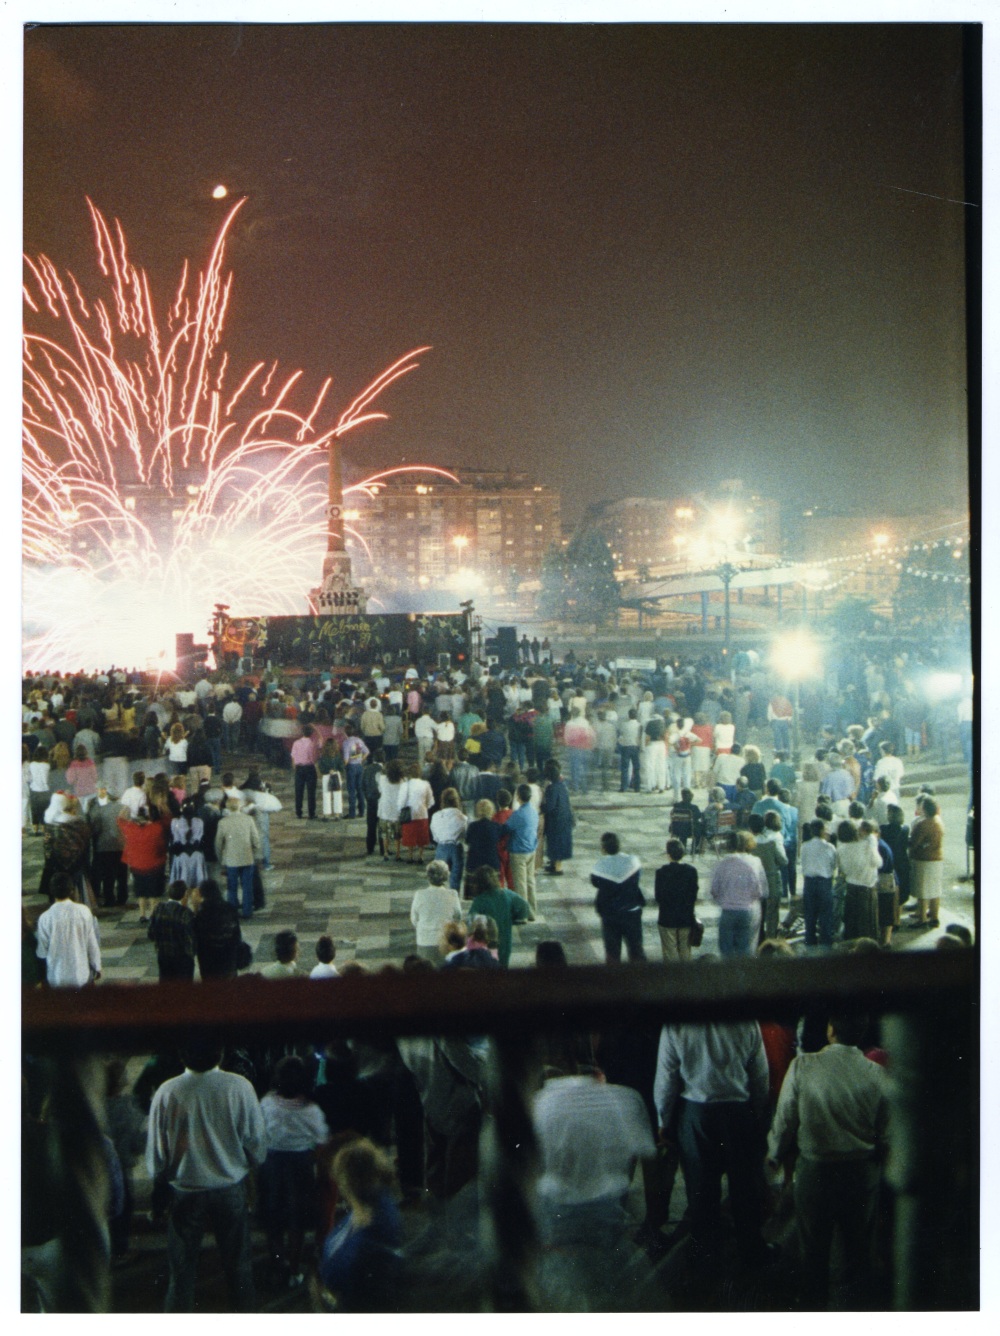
21, 740, 976, 979
20, 741, 976, 1313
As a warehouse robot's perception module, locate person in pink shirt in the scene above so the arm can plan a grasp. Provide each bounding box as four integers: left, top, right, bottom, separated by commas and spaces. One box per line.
563, 709, 596, 794
290, 725, 319, 819
65, 744, 99, 813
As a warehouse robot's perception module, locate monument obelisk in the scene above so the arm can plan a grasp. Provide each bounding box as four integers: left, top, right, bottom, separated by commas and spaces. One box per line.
310, 433, 367, 614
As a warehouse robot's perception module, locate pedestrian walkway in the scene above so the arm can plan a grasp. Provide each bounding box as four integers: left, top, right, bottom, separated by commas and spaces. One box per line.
20, 741, 975, 978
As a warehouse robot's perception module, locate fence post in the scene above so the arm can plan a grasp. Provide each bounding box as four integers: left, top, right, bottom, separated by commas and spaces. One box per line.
51, 1055, 111, 1312
883, 997, 977, 1310
480, 1035, 541, 1311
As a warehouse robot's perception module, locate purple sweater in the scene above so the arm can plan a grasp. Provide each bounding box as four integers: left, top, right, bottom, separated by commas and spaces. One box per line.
710, 854, 767, 912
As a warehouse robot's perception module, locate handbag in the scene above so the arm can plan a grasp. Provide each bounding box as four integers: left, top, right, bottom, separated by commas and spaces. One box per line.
689, 918, 705, 948
398, 782, 413, 826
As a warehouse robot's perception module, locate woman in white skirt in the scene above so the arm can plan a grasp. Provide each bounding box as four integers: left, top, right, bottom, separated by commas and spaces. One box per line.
907, 797, 945, 929
641, 715, 669, 793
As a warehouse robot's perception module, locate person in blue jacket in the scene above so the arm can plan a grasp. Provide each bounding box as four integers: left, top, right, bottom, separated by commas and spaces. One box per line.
318, 1138, 402, 1311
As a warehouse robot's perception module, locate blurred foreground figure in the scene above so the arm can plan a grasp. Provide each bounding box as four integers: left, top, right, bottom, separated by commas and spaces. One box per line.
767, 1013, 890, 1309
146, 1040, 266, 1311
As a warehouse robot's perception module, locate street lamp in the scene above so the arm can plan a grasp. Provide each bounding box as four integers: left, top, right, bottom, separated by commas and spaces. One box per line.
770, 628, 823, 762
716, 560, 739, 652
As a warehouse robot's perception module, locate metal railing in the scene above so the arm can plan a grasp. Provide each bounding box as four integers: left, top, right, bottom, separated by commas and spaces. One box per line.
22, 950, 978, 1312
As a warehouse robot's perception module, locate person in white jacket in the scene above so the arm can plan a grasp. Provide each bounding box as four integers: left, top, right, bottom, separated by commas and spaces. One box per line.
215, 796, 262, 920
835, 820, 880, 942
410, 860, 463, 961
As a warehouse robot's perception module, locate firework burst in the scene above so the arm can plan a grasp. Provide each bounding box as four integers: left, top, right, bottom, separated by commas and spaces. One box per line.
23, 199, 444, 670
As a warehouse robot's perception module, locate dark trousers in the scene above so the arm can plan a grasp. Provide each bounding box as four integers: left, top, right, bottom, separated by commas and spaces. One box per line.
158, 954, 196, 982
794, 1157, 880, 1309
346, 763, 365, 818
366, 803, 381, 856
803, 876, 835, 947
226, 865, 255, 919
424, 1110, 481, 1200
94, 849, 129, 906
392, 1065, 425, 1195
620, 746, 640, 791
166, 1180, 255, 1312
676, 1098, 765, 1263
782, 840, 797, 897
601, 912, 646, 963
294, 764, 317, 818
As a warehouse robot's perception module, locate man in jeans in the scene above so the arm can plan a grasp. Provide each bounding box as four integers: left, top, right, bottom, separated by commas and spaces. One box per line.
215, 795, 262, 920
147, 1039, 267, 1311
341, 725, 370, 819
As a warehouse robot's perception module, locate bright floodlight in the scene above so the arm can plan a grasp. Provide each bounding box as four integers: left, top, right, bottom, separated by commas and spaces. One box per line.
212, 184, 229, 199
771, 629, 822, 682
708, 506, 741, 543
452, 534, 469, 550
925, 671, 962, 703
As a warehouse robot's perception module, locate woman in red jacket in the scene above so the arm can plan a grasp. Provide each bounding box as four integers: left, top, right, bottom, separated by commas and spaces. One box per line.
118, 806, 171, 923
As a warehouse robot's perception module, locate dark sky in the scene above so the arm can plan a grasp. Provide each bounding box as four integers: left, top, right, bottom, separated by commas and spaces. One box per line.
23, 21, 971, 525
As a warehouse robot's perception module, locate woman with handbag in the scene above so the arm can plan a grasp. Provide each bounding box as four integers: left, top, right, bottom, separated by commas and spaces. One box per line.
241, 767, 282, 869
654, 838, 700, 961
398, 763, 434, 865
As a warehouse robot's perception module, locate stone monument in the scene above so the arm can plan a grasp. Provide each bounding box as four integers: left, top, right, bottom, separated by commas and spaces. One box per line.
309, 433, 367, 614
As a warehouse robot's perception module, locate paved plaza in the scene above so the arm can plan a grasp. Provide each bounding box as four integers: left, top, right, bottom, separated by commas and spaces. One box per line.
20, 735, 976, 1313
21, 739, 975, 980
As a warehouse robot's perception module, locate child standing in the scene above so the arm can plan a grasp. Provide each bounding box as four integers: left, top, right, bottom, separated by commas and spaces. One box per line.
258, 1056, 330, 1288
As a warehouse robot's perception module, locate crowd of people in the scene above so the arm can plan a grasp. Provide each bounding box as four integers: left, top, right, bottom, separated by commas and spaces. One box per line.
21, 640, 973, 1311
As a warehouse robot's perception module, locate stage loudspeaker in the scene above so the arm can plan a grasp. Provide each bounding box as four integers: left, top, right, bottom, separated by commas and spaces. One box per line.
175, 633, 195, 676
496, 626, 518, 670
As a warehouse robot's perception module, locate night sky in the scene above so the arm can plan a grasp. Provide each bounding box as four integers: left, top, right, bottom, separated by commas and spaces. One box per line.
23, 20, 971, 526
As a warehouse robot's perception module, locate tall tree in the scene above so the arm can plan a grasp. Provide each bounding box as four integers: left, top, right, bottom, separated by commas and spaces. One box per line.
538, 544, 570, 622
563, 529, 620, 626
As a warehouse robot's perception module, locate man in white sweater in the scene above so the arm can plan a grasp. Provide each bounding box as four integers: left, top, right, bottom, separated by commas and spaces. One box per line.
767, 1013, 890, 1308
147, 1040, 267, 1311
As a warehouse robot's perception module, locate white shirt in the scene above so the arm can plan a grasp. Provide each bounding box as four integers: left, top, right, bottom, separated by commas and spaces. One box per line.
430, 807, 468, 844
836, 837, 880, 888
309, 962, 340, 979
534, 1077, 655, 1206
222, 700, 243, 723
768, 1043, 890, 1163
260, 1093, 330, 1152
410, 884, 463, 946
873, 755, 905, 790
261, 960, 299, 979
36, 899, 101, 987
120, 784, 147, 818
654, 1021, 769, 1128
799, 837, 838, 879
401, 777, 434, 821
414, 715, 437, 742
147, 1067, 267, 1191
